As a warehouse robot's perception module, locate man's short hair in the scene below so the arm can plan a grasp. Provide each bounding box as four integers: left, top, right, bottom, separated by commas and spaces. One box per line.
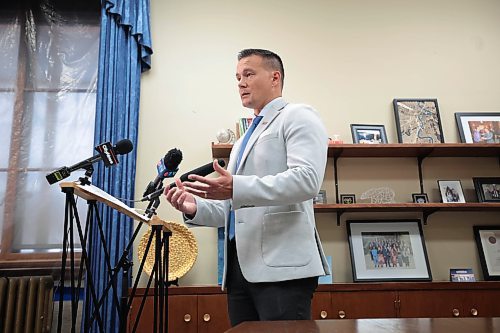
238, 49, 285, 88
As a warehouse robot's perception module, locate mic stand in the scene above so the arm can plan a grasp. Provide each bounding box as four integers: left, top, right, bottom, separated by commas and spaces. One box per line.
69, 175, 172, 333
124, 195, 172, 333
57, 170, 108, 333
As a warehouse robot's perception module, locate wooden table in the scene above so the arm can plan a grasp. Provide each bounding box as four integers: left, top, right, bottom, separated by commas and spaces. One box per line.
225, 318, 500, 333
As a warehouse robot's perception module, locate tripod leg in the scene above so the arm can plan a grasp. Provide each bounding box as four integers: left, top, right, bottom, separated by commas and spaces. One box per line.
162, 230, 170, 333
158, 228, 164, 333
92, 202, 123, 320
69, 195, 106, 333
126, 226, 154, 313
83, 201, 94, 332
69, 203, 77, 333
154, 226, 161, 333
131, 260, 156, 333
57, 191, 72, 333
96, 221, 145, 325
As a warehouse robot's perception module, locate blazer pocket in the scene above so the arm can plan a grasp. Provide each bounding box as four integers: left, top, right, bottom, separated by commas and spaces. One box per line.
262, 211, 313, 267
256, 132, 278, 145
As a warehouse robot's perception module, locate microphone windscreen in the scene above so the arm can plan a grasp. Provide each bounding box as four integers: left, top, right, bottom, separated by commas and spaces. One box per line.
114, 139, 133, 155
164, 148, 183, 170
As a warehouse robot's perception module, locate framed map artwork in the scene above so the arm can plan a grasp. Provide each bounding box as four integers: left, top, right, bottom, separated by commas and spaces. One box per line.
393, 99, 444, 143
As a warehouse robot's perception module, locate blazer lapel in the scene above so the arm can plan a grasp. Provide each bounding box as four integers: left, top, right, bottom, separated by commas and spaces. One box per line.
235, 99, 288, 174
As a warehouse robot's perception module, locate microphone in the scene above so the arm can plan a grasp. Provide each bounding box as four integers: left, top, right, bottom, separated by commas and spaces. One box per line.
45, 139, 134, 185
140, 159, 226, 202
142, 148, 183, 197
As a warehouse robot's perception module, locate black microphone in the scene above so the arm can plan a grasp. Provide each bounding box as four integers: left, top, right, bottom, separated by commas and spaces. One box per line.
140, 159, 226, 202
142, 148, 183, 197
45, 139, 133, 185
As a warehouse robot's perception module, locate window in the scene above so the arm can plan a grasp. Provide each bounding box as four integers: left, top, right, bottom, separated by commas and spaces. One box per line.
0, 1, 100, 270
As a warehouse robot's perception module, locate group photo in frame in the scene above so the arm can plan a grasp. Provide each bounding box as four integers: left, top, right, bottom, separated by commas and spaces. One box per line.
347, 220, 432, 282
350, 124, 388, 144
473, 225, 500, 281
473, 177, 500, 202
437, 180, 466, 203
455, 112, 500, 143
393, 98, 444, 144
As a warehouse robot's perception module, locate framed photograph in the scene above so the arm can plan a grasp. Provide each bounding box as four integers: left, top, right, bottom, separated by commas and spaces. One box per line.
449, 268, 476, 282
455, 112, 500, 143
393, 99, 444, 143
473, 177, 500, 202
437, 180, 466, 203
473, 225, 500, 281
412, 193, 429, 203
314, 190, 327, 204
340, 194, 356, 204
350, 124, 388, 144
347, 219, 432, 282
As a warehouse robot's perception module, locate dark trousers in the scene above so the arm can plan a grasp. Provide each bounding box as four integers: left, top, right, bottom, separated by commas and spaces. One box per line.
226, 239, 318, 327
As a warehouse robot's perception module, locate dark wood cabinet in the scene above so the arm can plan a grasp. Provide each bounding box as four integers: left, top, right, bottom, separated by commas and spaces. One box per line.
168, 295, 198, 333
313, 282, 500, 321
398, 289, 500, 318
197, 294, 231, 333
130, 283, 500, 332
331, 290, 399, 319
312, 290, 398, 319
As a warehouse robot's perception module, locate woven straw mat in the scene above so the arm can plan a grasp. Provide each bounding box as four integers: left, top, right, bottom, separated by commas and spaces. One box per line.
137, 221, 198, 281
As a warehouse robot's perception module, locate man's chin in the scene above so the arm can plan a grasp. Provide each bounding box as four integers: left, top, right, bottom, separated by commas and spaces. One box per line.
241, 100, 252, 108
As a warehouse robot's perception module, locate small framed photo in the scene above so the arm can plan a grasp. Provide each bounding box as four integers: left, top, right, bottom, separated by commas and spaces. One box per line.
455, 112, 500, 143
473, 177, 500, 202
340, 194, 356, 204
350, 124, 388, 144
314, 190, 327, 204
393, 99, 444, 143
473, 225, 500, 281
449, 268, 476, 282
412, 193, 429, 203
437, 180, 465, 203
347, 219, 432, 282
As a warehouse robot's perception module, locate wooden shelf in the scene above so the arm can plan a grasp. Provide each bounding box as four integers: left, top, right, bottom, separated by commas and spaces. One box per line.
327, 143, 500, 158
314, 203, 500, 213
212, 143, 232, 158
211, 142, 500, 225
315, 281, 500, 292
212, 142, 500, 159
314, 203, 500, 225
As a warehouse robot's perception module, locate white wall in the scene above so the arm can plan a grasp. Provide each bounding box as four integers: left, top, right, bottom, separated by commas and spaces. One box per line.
134, 0, 500, 286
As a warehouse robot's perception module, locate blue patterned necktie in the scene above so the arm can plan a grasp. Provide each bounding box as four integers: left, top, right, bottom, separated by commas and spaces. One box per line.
229, 115, 263, 240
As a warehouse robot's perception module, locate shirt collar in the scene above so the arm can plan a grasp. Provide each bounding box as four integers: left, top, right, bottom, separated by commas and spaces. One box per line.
254, 97, 285, 118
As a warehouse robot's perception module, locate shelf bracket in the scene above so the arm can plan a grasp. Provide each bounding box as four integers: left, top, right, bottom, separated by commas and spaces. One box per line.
336, 209, 344, 226
334, 155, 340, 204
417, 155, 426, 194
422, 208, 439, 225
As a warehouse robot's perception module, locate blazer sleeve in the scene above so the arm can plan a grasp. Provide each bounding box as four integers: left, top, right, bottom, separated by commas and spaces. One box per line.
184, 197, 228, 228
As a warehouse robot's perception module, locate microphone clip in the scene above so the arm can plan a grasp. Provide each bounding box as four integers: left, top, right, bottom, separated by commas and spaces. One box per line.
78, 165, 94, 185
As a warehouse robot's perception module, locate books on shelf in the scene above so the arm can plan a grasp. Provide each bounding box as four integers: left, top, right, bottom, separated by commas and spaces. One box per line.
236, 117, 252, 139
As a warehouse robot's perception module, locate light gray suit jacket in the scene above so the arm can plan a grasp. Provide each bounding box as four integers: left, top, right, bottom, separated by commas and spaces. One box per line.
186, 97, 330, 288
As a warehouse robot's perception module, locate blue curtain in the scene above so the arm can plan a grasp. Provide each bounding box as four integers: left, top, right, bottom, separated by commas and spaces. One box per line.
84, 0, 152, 332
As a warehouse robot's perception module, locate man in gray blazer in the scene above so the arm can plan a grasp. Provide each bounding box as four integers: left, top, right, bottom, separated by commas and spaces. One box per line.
165, 49, 330, 327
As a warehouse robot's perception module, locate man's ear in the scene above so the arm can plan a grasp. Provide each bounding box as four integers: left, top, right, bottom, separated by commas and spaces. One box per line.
272, 71, 281, 87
